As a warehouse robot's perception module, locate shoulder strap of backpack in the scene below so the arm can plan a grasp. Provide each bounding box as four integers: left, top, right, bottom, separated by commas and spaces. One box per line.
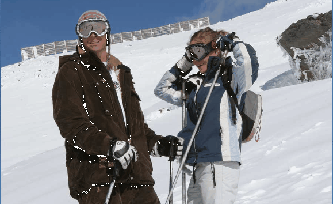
221, 64, 240, 124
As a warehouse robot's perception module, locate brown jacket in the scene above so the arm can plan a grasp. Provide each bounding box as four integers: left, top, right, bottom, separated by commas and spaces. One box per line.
52, 47, 162, 200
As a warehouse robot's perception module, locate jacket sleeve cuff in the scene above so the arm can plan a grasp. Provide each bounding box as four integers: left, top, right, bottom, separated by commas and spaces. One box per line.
102, 135, 112, 156
150, 140, 162, 157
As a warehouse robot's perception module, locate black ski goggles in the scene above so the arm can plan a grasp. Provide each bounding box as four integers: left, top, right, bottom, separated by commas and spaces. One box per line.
76, 20, 110, 38
185, 41, 214, 62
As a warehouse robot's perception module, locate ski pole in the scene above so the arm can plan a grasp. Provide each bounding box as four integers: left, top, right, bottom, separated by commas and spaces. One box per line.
181, 79, 187, 204
104, 178, 116, 204
169, 160, 174, 204
104, 161, 119, 204
169, 137, 176, 204
164, 65, 222, 204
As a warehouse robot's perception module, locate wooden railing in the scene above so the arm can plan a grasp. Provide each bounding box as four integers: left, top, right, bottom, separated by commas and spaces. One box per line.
21, 17, 210, 61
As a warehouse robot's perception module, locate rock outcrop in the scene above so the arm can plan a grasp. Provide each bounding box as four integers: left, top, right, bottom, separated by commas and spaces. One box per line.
277, 10, 332, 81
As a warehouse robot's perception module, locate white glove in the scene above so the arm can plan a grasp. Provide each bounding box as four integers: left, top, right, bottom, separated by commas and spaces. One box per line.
112, 141, 138, 169
176, 55, 193, 73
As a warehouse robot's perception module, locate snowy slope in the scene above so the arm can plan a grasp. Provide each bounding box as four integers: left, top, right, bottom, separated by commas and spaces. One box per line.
1, 0, 332, 203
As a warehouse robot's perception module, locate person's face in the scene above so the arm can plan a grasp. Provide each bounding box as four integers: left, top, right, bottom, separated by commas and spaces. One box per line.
81, 32, 107, 53
190, 36, 219, 74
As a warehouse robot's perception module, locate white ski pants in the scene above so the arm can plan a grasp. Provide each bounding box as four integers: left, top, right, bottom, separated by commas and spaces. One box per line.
187, 161, 240, 204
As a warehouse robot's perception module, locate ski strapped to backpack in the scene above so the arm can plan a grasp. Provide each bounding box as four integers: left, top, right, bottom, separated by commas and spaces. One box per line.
219, 56, 262, 142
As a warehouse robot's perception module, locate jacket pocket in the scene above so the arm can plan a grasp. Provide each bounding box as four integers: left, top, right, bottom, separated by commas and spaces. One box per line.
94, 81, 115, 116
67, 159, 92, 200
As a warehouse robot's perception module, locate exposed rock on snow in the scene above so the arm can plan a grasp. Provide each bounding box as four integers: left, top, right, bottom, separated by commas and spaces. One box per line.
277, 10, 332, 81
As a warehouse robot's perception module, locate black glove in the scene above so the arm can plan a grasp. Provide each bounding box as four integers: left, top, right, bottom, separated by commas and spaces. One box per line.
156, 135, 184, 158
217, 32, 236, 52
184, 80, 197, 95
109, 140, 138, 170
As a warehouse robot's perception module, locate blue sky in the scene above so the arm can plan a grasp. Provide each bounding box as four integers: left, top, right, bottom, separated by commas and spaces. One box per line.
1, 0, 276, 67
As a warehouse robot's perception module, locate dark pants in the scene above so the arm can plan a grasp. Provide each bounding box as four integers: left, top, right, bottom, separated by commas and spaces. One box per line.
78, 184, 160, 204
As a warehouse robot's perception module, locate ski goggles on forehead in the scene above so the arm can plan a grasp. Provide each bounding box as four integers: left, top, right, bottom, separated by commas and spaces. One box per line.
185, 41, 214, 61
76, 20, 110, 38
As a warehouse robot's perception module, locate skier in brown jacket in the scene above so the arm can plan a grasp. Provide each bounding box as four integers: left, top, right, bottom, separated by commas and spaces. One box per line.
52, 10, 183, 204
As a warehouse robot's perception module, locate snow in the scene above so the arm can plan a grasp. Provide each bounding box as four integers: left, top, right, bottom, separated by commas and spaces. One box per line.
1, 0, 332, 203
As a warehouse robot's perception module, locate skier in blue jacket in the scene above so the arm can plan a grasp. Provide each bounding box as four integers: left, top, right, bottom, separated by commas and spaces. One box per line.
154, 27, 259, 204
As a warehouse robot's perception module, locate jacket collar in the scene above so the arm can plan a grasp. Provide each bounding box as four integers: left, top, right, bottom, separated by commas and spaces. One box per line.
185, 57, 219, 85
59, 45, 129, 75
203, 56, 222, 83
206, 56, 222, 74
75, 46, 105, 71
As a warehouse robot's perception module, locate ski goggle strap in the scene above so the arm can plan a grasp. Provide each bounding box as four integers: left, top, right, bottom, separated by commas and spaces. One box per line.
185, 41, 214, 61
76, 20, 110, 38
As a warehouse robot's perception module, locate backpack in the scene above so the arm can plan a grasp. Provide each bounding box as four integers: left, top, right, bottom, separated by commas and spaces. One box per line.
239, 90, 262, 142
220, 56, 263, 143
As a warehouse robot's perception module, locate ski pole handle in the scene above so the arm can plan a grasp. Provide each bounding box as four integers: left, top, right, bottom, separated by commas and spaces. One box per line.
168, 137, 176, 162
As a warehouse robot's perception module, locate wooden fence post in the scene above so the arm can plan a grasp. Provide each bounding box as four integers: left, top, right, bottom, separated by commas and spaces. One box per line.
64, 40, 67, 53
21, 49, 24, 61
33, 47, 36, 58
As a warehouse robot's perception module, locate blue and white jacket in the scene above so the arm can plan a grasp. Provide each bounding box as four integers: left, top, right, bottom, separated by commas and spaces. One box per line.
154, 40, 259, 165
